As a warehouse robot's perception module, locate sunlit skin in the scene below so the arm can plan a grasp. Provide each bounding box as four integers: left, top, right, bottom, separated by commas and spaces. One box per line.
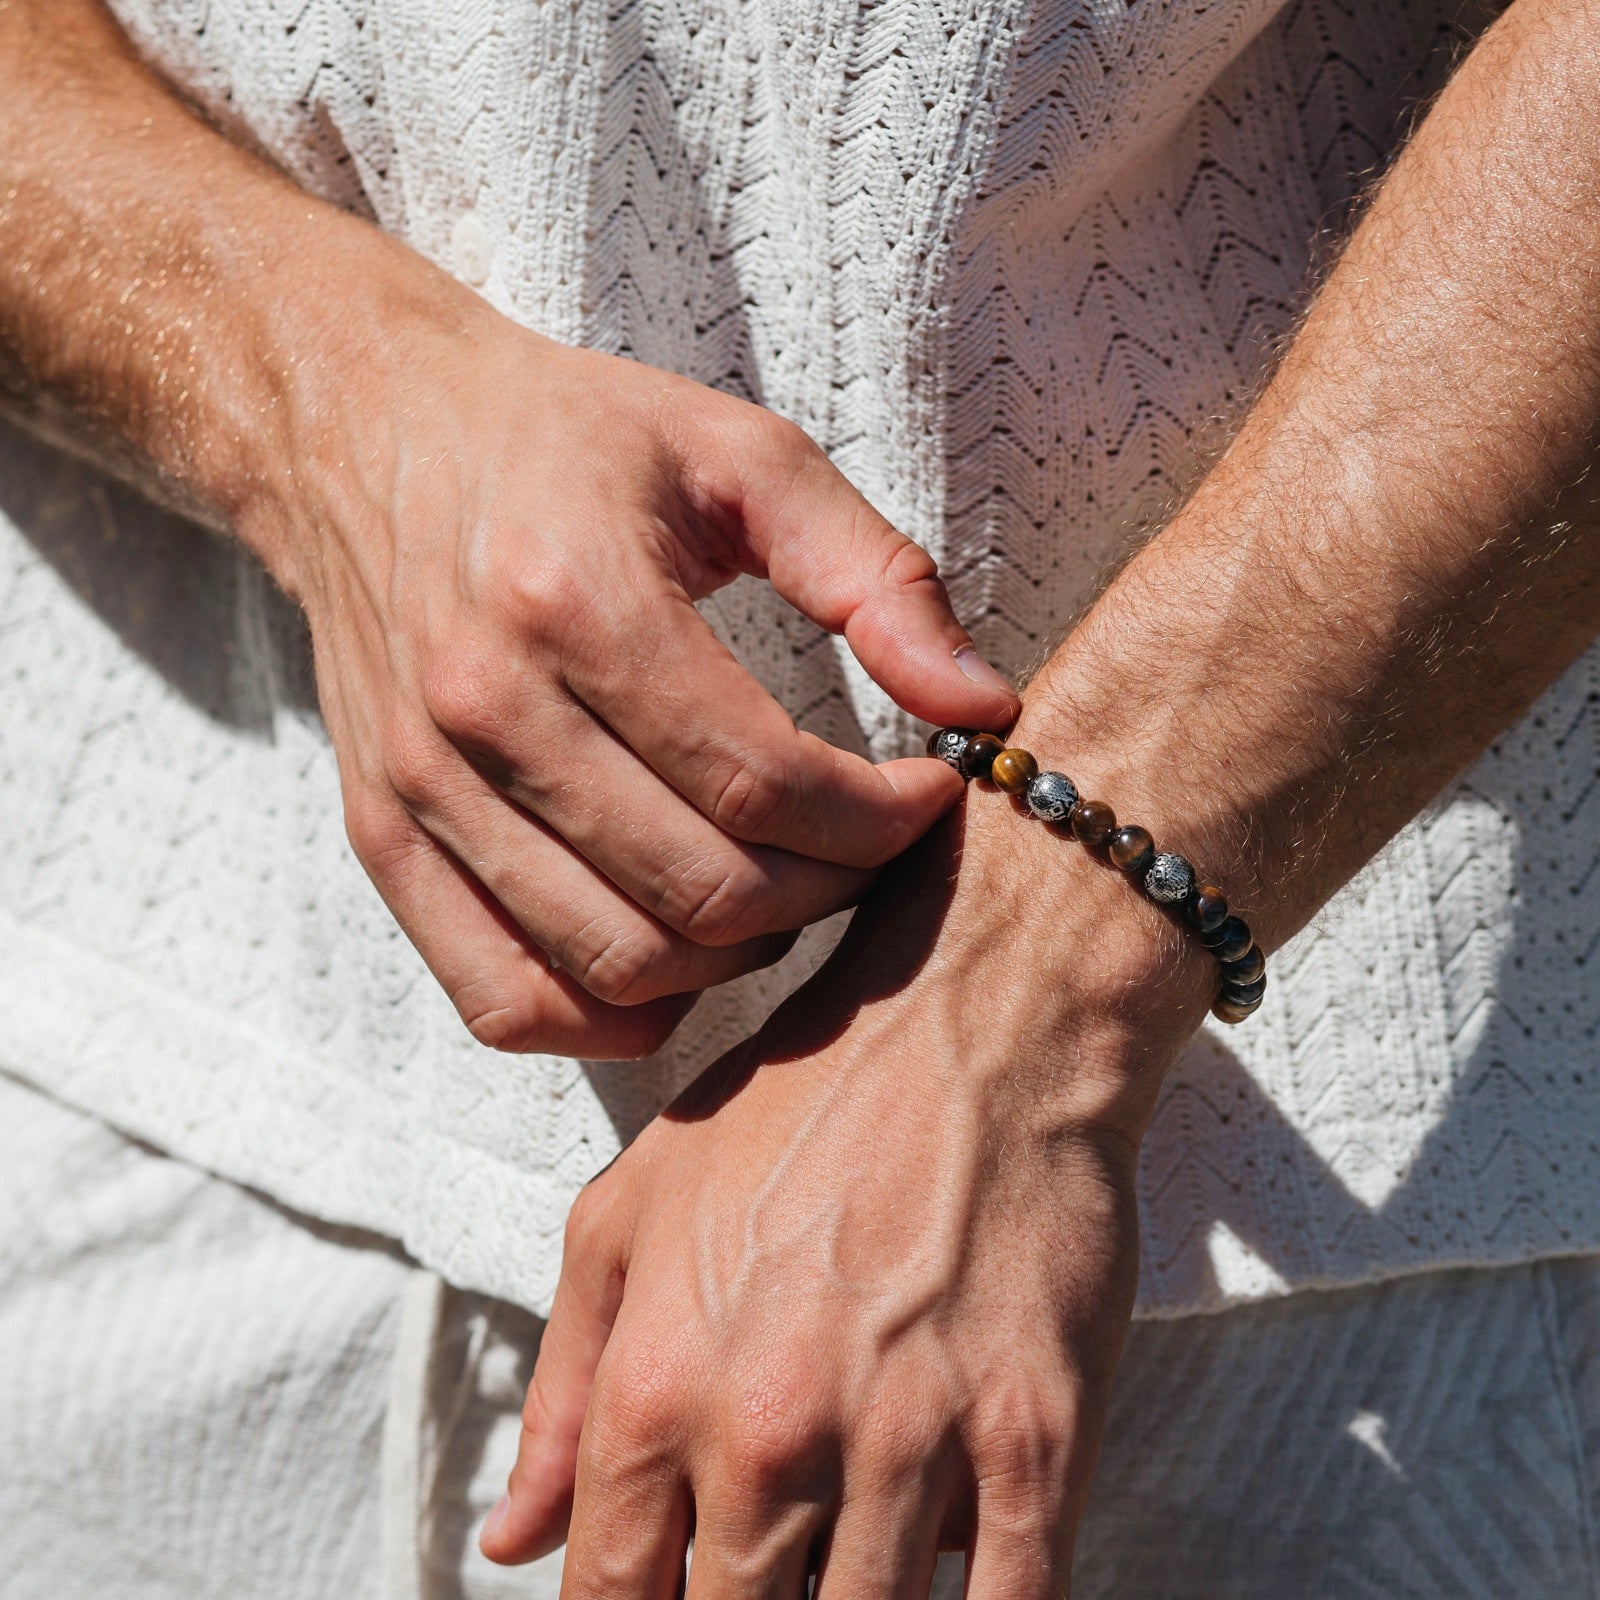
0, 1, 1020, 1059
6, 1, 1600, 1595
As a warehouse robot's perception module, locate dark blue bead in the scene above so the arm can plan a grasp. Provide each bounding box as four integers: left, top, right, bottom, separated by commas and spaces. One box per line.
1222, 973, 1267, 1006
1219, 946, 1265, 985
1202, 916, 1253, 963
1184, 885, 1229, 932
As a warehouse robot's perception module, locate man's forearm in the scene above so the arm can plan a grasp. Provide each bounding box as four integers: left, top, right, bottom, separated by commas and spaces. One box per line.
1, 0, 1031, 1058
855, 0, 1600, 1148
1001, 0, 1600, 961
0, 2, 274, 501
0, 0, 439, 577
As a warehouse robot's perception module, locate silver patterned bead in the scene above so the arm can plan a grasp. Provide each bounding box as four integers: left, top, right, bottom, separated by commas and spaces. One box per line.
927, 728, 971, 769
1143, 852, 1196, 904
1024, 770, 1079, 823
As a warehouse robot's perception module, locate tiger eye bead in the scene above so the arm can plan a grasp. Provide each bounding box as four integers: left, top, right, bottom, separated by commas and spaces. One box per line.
1201, 916, 1253, 963
926, 727, 972, 769
1109, 825, 1155, 875
1212, 993, 1263, 1025
1070, 800, 1118, 847
1025, 771, 1079, 823
960, 733, 1005, 781
989, 747, 1039, 795
1219, 946, 1265, 986
1184, 884, 1229, 934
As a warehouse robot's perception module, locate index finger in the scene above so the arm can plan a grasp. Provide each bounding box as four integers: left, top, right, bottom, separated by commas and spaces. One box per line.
690, 402, 1020, 730
561, 583, 964, 868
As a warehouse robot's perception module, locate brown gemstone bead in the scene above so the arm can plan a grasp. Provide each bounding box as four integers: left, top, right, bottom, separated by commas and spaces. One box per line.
1212, 993, 1262, 1025
1201, 916, 1253, 963
1070, 799, 1117, 847
1184, 884, 1229, 934
1219, 946, 1265, 986
1108, 825, 1155, 874
960, 732, 1005, 781
989, 747, 1039, 795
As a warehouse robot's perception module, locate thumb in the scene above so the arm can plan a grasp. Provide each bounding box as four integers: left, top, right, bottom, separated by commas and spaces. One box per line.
730, 417, 1020, 730
480, 1176, 628, 1566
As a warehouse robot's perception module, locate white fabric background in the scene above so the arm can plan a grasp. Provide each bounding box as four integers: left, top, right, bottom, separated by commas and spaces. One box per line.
4, 0, 1597, 1323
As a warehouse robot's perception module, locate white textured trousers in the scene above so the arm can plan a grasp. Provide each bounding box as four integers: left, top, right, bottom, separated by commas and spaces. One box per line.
4, 1069, 1600, 1600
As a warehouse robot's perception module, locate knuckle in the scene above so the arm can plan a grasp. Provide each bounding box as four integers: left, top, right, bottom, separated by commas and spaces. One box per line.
719, 1369, 829, 1497
453, 976, 541, 1053
757, 408, 820, 463
725, 1411, 821, 1498
500, 555, 594, 644
419, 649, 513, 754
715, 399, 816, 465
879, 530, 943, 593
462, 1002, 536, 1054
563, 1170, 621, 1256
586, 1339, 688, 1454
342, 789, 413, 878
661, 855, 767, 946
567, 921, 668, 1006
707, 751, 802, 843
381, 718, 452, 811
972, 1385, 1078, 1498
856, 1399, 950, 1485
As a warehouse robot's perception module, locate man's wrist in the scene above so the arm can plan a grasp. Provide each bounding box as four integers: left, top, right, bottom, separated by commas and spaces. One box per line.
839, 785, 1217, 1142
949, 784, 1218, 1022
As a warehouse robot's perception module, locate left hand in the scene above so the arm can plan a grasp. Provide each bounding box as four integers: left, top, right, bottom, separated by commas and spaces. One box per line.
480, 806, 1215, 1597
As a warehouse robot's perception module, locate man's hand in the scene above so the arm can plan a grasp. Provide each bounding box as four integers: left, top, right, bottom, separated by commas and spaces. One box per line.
0, 0, 1020, 1059
257, 291, 1017, 1059
490, 0, 1600, 1584
480, 811, 1212, 1591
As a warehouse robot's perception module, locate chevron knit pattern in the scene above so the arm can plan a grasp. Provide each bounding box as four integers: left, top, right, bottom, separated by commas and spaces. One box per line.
1, 0, 1592, 1319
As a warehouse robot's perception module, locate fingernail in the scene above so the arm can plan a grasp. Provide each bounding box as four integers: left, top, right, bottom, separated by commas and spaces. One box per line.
954, 644, 1013, 698
483, 1493, 511, 1541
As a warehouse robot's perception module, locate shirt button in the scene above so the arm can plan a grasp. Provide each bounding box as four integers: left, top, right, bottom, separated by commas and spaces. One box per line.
451, 211, 493, 286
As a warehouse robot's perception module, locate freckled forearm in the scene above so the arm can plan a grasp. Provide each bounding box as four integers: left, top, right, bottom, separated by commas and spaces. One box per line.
0, 2, 283, 504
0, 0, 442, 571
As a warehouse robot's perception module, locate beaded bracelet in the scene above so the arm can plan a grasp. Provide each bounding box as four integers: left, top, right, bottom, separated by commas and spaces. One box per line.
927, 728, 1266, 1024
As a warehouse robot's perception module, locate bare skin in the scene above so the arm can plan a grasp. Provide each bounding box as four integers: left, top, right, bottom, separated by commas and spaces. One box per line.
0, 0, 1019, 1059
6, 0, 1600, 1596
480, 0, 1600, 1592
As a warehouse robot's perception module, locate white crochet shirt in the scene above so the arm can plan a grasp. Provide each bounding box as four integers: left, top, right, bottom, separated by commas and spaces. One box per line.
3, 0, 1594, 1319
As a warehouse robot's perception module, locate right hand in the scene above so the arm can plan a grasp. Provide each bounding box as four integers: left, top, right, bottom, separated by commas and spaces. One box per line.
245, 278, 1018, 1059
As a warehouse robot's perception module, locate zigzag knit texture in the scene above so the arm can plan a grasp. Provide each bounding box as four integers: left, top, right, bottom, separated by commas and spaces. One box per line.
3, 0, 1591, 1320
